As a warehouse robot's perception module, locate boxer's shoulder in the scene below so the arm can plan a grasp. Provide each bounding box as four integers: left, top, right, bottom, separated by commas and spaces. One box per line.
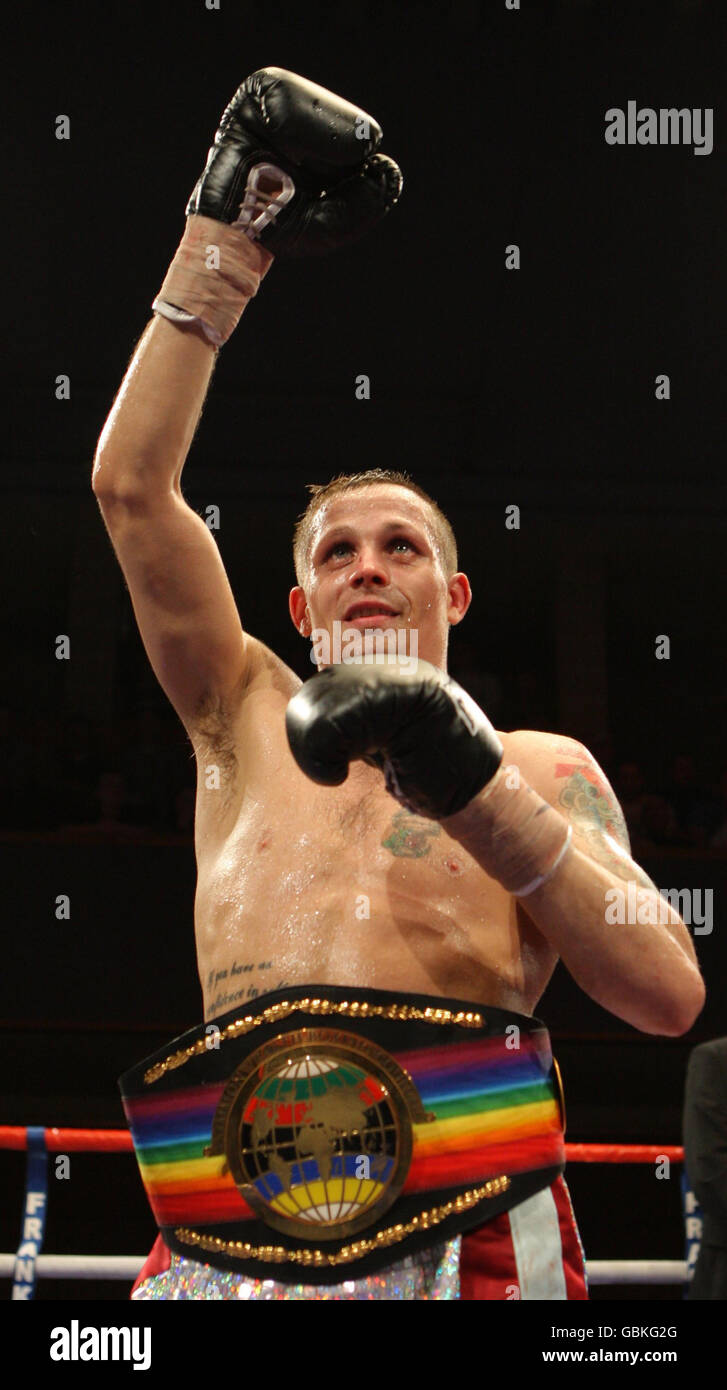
502, 729, 630, 848
500, 729, 605, 803
500, 727, 590, 773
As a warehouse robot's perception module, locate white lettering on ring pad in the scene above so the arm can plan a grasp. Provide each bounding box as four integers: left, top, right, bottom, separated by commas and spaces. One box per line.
234, 163, 295, 239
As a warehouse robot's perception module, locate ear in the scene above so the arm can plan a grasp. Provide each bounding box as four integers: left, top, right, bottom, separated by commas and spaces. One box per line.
447, 573, 472, 626
289, 586, 311, 636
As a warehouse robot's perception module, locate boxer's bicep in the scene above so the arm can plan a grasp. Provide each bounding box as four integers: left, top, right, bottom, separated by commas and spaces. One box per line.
96, 488, 254, 730
545, 740, 654, 882
542, 741, 700, 966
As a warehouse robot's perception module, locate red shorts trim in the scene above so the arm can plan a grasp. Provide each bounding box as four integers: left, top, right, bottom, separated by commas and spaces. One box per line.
131, 1232, 171, 1295
459, 1175, 588, 1300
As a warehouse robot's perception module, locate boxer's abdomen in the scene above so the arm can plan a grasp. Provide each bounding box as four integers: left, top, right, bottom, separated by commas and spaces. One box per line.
192, 752, 557, 1023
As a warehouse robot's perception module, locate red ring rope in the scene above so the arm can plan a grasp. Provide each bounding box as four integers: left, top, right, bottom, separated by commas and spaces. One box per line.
0, 1127, 684, 1162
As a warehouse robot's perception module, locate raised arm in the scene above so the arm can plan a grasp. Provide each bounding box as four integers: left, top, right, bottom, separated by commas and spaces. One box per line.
92, 313, 262, 733
92, 67, 402, 734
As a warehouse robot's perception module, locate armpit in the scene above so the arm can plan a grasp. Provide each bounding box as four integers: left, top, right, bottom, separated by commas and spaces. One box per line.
252, 639, 302, 699
190, 688, 240, 789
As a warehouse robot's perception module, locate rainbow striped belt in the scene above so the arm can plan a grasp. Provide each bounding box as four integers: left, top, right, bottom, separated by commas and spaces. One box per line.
119, 985, 565, 1284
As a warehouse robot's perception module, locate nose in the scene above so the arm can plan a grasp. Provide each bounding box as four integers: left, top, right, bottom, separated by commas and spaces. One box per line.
350, 544, 389, 586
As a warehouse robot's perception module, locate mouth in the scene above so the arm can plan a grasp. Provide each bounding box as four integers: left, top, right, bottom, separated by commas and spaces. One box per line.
343, 604, 400, 625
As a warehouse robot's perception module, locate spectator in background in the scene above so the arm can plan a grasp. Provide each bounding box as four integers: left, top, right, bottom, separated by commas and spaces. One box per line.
614, 761, 649, 834
637, 795, 679, 853
663, 754, 717, 849
58, 769, 147, 842
614, 760, 677, 856
683, 1037, 727, 1299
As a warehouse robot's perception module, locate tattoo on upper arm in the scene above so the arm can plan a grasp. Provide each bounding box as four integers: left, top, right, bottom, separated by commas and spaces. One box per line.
555, 761, 657, 890
556, 762, 630, 845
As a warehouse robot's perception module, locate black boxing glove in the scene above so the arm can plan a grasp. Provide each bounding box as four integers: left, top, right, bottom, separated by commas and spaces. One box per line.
186, 66, 402, 256
285, 660, 504, 821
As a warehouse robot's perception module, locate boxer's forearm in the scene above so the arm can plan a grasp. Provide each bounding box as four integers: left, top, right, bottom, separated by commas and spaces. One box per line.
92, 314, 217, 497
444, 788, 705, 1036
509, 845, 704, 1036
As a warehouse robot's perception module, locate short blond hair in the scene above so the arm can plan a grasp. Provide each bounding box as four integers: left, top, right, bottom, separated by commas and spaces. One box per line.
292, 469, 458, 586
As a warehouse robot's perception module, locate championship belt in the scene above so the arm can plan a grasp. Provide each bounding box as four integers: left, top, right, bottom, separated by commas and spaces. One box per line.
119, 985, 566, 1285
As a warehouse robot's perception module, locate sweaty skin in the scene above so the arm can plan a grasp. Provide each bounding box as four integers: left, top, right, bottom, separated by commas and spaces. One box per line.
188, 483, 553, 1022
188, 486, 630, 1024
193, 673, 556, 1022
93, 321, 703, 1032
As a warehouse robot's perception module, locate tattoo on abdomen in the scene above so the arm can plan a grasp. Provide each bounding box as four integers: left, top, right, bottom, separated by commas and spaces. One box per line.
206, 959, 279, 1012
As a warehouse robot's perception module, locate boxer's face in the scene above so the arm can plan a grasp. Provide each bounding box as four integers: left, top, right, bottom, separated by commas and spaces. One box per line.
288, 486, 471, 670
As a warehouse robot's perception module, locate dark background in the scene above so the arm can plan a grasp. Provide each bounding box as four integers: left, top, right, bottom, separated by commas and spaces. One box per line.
2, 0, 726, 1300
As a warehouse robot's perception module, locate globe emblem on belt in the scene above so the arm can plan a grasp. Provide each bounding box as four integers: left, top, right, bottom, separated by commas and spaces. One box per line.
207, 1027, 432, 1240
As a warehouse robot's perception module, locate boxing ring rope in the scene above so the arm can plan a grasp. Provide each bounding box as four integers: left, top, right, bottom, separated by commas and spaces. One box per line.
1, 1127, 689, 1287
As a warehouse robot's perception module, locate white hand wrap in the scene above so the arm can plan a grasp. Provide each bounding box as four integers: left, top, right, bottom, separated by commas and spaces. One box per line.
466, 765, 574, 897
152, 214, 273, 346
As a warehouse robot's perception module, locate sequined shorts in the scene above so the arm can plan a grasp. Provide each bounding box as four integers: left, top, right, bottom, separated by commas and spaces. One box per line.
132, 1236, 462, 1301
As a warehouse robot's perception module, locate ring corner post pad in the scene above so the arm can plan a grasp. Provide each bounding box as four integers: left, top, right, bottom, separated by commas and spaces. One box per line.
11, 1125, 48, 1301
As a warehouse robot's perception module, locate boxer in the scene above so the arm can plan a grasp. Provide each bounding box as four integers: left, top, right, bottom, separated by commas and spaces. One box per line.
93, 69, 704, 1300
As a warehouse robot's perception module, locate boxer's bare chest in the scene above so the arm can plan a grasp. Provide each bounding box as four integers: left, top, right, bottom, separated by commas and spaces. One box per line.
190, 669, 555, 1021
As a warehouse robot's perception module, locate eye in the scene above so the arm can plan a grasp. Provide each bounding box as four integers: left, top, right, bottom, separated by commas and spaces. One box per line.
322, 535, 418, 562
326, 540, 353, 560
